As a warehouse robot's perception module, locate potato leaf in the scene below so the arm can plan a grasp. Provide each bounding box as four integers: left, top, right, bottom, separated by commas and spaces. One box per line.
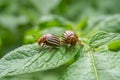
61, 50, 120, 80
89, 32, 120, 48
83, 15, 120, 37
0, 43, 80, 78
61, 32, 120, 80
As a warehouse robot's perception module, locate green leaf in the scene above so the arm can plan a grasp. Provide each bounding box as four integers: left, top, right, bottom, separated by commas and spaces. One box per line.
0, 15, 28, 32
0, 43, 80, 78
100, 15, 120, 33
89, 32, 120, 48
31, 0, 60, 14
41, 27, 66, 36
83, 15, 120, 36
1, 69, 60, 80
61, 32, 120, 80
61, 50, 120, 80
37, 15, 73, 30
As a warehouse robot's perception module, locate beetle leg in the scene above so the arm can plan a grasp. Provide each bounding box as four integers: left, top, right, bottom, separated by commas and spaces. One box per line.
78, 40, 81, 45
78, 40, 83, 46
48, 46, 52, 52
40, 43, 46, 47
61, 40, 66, 45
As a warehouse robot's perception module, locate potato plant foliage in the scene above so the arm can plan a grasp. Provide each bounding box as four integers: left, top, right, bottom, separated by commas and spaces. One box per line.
0, 0, 120, 80
0, 31, 120, 80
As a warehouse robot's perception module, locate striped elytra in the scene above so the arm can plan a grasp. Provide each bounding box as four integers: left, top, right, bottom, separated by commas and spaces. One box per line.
38, 34, 60, 47
61, 30, 81, 46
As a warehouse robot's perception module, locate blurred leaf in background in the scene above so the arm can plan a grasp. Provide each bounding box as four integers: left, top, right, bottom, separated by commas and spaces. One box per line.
24, 15, 73, 44
78, 15, 120, 37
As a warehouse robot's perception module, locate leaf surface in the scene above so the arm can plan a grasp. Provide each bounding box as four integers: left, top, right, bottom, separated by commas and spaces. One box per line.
61, 50, 120, 80
0, 43, 80, 78
61, 32, 120, 80
89, 32, 120, 48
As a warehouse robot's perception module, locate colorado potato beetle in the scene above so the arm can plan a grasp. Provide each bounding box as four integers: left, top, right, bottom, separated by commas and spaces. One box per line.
37, 34, 60, 47
61, 30, 81, 46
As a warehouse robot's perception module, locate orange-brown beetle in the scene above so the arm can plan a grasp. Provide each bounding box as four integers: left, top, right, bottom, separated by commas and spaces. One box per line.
61, 30, 81, 46
38, 34, 60, 47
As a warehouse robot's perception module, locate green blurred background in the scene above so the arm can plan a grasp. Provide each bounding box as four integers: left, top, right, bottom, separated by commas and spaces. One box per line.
0, 0, 120, 80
